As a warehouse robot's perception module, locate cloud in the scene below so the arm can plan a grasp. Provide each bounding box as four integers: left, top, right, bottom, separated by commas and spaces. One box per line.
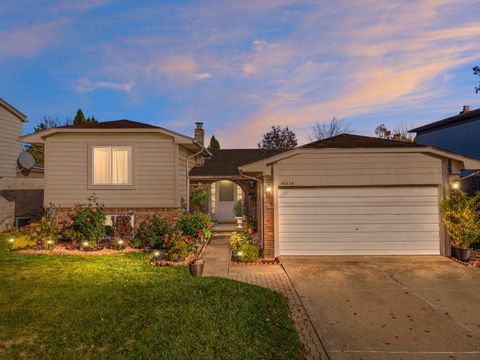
253, 40, 269, 52
0, 20, 65, 61
74, 79, 135, 93
50, 0, 111, 13
195, 73, 212, 80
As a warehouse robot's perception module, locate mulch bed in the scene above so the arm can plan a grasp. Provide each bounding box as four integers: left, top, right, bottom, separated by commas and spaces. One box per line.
230, 252, 281, 266
449, 250, 480, 267
150, 254, 195, 267
17, 244, 142, 256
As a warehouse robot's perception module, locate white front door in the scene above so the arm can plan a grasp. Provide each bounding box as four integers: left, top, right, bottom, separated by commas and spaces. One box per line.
215, 180, 236, 222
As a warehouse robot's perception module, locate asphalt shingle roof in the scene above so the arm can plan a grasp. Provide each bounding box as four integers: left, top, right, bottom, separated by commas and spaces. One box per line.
410, 107, 480, 133
189, 149, 285, 177
299, 134, 424, 149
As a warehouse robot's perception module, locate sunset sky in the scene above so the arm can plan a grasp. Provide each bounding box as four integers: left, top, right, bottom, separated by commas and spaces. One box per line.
1, 0, 480, 147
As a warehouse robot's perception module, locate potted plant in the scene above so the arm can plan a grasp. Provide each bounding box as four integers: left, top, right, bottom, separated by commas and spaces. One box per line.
233, 200, 245, 229
440, 191, 480, 262
189, 231, 207, 276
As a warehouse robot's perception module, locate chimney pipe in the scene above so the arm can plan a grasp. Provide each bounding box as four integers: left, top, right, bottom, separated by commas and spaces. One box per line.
194, 122, 204, 146
460, 105, 470, 114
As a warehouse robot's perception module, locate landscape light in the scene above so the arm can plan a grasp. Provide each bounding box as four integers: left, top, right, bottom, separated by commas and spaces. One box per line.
47, 240, 53, 245
118, 240, 124, 245
153, 251, 160, 257
9, 238, 15, 243
83, 241, 89, 247
237, 251, 243, 257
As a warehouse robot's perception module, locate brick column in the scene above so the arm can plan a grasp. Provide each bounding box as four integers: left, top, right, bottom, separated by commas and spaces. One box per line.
263, 176, 275, 259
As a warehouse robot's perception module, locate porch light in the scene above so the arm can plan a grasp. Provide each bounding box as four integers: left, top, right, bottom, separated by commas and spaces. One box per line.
451, 181, 460, 190
265, 186, 272, 193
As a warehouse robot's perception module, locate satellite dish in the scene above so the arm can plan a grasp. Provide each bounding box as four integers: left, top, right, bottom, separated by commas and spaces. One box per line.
17, 151, 35, 170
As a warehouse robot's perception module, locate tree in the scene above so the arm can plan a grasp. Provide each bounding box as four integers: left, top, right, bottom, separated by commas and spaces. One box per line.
474, 66, 480, 93
374, 124, 415, 142
309, 118, 352, 141
26, 116, 60, 164
208, 135, 220, 151
73, 108, 97, 125
257, 125, 297, 150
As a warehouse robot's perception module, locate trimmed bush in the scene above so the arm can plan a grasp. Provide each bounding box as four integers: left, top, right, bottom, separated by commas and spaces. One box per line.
133, 216, 171, 249
237, 242, 259, 263
229, 232, 248, 252
176, 212, 213, 241
11, 235, 36, 250
65, 205, 106, 247
112, 215, 134, 243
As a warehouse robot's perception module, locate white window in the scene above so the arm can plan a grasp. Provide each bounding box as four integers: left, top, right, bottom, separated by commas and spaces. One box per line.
92, 146, 132, 185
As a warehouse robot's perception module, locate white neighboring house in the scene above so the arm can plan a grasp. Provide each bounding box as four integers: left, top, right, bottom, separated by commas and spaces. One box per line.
0, 98, 44, 230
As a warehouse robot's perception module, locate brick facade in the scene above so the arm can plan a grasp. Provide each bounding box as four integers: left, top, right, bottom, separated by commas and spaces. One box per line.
54, 207, 183, 227
262, 176, 275, 259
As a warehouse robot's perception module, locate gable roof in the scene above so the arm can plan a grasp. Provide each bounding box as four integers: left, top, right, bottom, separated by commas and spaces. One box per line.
299, 134, 423, 149
189, 149, 286, 178
0, 97, 27, 122
410, 107, 480, 133
21, 119, 211, 156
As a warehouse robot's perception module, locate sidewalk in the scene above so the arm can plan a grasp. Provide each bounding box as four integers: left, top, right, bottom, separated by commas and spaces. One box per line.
201, 233, 329, 360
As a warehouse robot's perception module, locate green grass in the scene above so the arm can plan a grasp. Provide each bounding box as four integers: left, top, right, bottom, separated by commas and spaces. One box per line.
0, 234, 303, 359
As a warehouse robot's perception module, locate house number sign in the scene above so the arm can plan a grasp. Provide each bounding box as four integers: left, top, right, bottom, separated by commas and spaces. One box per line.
280, 181, 295, 186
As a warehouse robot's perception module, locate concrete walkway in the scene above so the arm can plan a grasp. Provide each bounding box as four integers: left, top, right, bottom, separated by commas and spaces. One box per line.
202, 234, 329, 360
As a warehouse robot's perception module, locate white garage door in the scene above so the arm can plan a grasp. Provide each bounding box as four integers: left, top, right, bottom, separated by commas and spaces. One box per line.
278, 186, 440, 255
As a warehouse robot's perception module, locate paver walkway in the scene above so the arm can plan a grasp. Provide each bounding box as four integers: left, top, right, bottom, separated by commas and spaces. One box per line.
202, 234, 329, 360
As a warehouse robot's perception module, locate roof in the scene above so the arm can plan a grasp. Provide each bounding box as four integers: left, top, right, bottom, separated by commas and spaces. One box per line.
299, 134, 424, 149
0, 97, 27, 122
189, 149, 286, 177
56, 119, 160, 129
410, 107, 480, 133
21, 119, 211, 156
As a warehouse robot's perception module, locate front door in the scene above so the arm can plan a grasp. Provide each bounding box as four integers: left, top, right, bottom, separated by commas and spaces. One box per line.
215, 180, 236, 222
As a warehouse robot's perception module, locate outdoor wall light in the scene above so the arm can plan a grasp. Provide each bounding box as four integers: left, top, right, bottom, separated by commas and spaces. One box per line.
451, 181, 460, 190
265, 186, 272, 193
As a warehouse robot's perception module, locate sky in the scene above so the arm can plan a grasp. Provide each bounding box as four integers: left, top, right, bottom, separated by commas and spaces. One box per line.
1, 0, 480, 147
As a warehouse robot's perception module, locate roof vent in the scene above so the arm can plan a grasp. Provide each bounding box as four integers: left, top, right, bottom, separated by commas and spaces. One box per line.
460, 105, 470, 114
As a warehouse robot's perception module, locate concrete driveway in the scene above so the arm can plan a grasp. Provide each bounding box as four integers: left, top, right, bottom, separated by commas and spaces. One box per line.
282, 256, 480, 360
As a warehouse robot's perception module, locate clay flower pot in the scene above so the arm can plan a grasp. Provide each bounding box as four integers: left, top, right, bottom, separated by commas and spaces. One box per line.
189, 259, 204, 277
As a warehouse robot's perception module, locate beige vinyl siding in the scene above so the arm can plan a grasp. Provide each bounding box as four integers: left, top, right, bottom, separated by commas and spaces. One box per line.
45, 132, 176, 208
0, 107, 23, 178
278, 186, 441, 256
276, 152, 443, 186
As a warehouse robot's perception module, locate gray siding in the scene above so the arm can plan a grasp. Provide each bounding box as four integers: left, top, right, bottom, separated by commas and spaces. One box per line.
416, 120, 480, 159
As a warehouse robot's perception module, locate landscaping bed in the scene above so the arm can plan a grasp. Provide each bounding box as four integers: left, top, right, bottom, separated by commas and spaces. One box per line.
449, 250, 480, 267
0, 233, 304, 359
16, 244, 142, 256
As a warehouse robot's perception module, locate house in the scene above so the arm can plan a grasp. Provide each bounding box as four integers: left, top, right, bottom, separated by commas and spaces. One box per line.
22, 120, 480, 258
410, 105, 480, 193
191, 133, 480, 258
21, 120, 211, 225
0, 98, 44, 230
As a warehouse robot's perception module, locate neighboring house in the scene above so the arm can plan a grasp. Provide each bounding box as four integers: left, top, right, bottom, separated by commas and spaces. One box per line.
21, 120, 210, 225
410, 105, 480, 193
22, 119, 480, 258
0, 98, 44, 230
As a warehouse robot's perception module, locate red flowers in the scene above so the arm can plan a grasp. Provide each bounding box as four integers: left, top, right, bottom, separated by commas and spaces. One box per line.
197, 231, 204, 238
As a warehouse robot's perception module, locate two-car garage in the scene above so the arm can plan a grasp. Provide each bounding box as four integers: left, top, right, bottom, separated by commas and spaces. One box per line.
277, 186, 441, 256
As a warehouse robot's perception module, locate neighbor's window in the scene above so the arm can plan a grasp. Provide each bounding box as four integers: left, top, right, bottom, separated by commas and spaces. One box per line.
92, 146, 132, 185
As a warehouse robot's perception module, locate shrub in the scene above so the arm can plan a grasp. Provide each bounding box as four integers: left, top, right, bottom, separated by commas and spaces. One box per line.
229, 232, 249, 252
112, 215, 134, 242
176, 212, 213, 242
133, 216, 171, 249
441, 191, 480, 250
190, 188, 208, 212
233, 200, 245, 218
24, 213, 60, 245
237, 242, 259, 263
66, 202, 106, 247
11, 235, 37, 250
164, 232, 194, 261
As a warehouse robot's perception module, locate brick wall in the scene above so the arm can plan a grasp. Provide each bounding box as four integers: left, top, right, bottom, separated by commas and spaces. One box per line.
263, 176, 275, 259
55, 207, 183, 227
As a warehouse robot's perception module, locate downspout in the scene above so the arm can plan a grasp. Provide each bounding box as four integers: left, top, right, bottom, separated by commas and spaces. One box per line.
239, 169, 264, 250
186, 140, 206, 212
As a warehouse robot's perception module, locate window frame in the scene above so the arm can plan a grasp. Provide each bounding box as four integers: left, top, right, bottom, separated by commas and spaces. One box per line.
88, 143, 135, 190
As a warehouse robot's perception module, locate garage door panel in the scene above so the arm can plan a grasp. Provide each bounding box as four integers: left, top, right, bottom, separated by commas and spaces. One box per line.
279, 232, 440, 242
278, 186, 440, 256
279, 223, 440, 233
278, 213, 440, 224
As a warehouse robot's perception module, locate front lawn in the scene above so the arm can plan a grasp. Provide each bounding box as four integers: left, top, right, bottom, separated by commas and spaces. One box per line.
0, 234, 303, 359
